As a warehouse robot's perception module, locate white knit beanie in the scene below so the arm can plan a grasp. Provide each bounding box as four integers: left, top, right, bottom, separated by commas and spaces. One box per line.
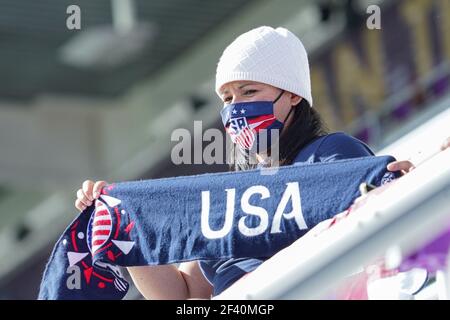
215, 26, 313, 107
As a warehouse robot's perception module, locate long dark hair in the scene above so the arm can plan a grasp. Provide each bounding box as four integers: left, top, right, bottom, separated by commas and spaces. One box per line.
229, 99, 328, 171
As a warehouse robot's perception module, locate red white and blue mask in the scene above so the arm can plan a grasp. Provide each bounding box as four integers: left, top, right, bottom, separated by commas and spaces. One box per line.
220, 90, 285, 152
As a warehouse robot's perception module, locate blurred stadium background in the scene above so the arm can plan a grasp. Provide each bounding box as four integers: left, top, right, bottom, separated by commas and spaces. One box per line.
0, 0, 449, 299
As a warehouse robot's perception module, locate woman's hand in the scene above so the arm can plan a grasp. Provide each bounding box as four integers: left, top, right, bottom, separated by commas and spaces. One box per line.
386, 160, 415, 176
386, 137, 449, 176
74, 180, 107, 212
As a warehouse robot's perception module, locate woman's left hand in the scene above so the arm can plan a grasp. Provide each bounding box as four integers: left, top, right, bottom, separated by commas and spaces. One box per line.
386, 160, 415, 175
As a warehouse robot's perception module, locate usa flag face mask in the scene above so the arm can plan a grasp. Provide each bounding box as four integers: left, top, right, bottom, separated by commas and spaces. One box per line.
220, 90, 287, 152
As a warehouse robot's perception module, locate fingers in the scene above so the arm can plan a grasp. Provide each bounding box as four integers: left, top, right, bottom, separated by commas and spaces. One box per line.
74, 180, 107, 212
76, 188, 92, 208
82, 180, 94, 201
93, 181, 107, 199
386, 162, 396, 172
75, 199, 87, 212
387, 160, 415, 173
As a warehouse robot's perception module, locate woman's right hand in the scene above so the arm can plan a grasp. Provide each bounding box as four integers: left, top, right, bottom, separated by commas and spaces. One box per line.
75, 180, 108, 212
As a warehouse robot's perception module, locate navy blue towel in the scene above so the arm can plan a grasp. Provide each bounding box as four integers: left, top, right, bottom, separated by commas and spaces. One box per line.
38, 156, 398, 299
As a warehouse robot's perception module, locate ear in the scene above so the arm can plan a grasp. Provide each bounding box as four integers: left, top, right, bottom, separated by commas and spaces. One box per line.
289, 93, 302, 106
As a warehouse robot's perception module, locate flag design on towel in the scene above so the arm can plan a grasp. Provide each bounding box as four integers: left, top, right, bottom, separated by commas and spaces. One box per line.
88, 200, 113, 254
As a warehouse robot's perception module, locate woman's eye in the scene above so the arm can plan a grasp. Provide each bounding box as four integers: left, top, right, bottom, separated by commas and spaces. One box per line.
243, 89, 257, 95
223, 96, 232, 103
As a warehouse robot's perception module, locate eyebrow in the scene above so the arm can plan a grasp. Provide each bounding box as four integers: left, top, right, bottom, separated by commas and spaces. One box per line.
221, 83, 256, 95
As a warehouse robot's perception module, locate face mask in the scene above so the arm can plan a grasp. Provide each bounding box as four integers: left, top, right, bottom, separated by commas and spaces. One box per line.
220, 90, 289, 152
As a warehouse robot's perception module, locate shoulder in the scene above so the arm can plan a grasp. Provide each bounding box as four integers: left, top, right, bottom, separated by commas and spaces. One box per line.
318, 132, 373, 152
294, 132, 375, 163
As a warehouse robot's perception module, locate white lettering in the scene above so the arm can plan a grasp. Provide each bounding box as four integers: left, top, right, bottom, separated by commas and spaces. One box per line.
201, 183, 307, 238
239, 186, 270, 237
271, 182, 307, 233
201, 189, 235, 239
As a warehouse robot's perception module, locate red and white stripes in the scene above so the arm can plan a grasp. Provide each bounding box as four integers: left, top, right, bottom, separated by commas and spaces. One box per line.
91, 200, 112, 254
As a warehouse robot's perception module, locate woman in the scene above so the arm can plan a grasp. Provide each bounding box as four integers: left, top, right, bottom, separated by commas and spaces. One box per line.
74, 26, 412, 299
